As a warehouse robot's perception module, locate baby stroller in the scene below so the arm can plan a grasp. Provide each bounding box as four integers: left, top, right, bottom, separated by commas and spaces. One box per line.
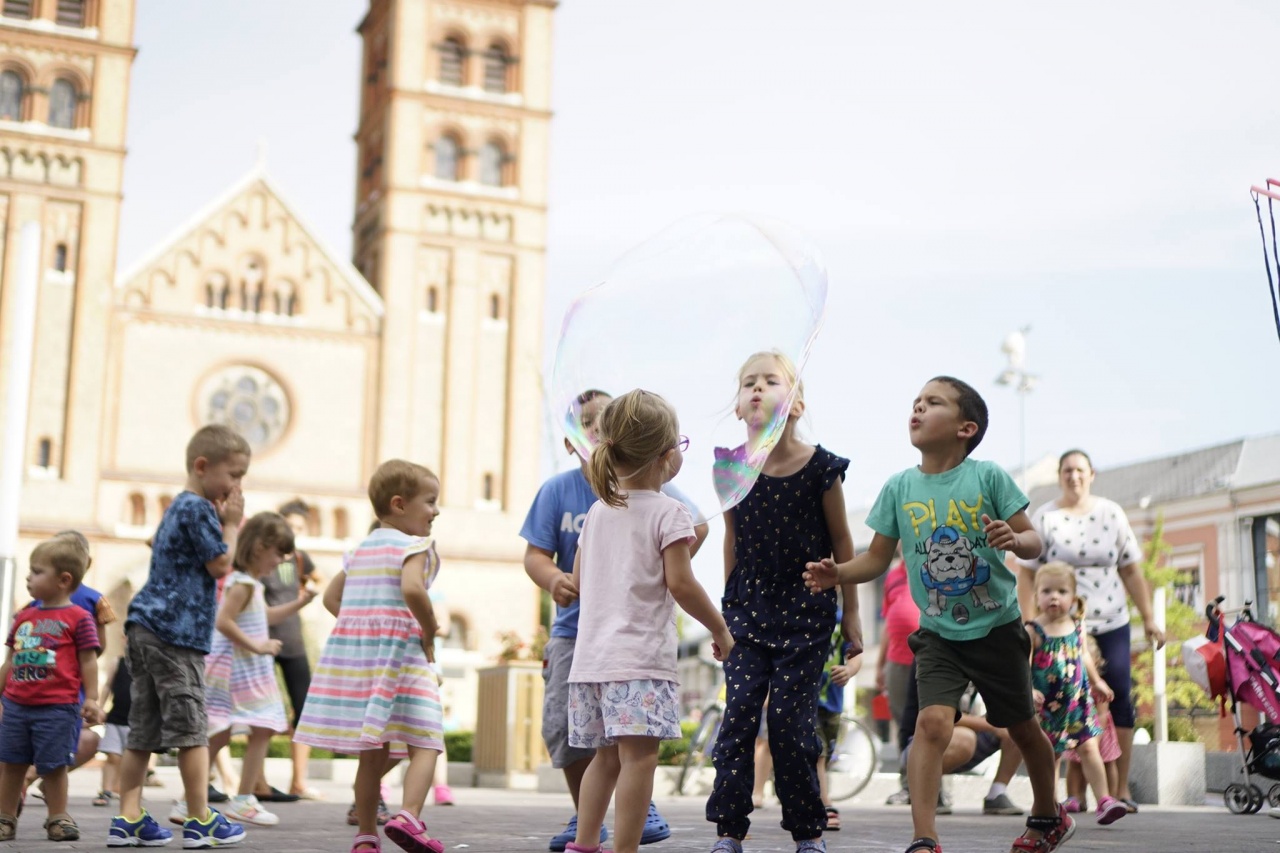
1184, 596, 1280, 814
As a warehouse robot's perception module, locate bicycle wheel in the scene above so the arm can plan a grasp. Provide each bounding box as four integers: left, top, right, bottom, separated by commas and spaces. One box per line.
826, 715, 878, 801
678, 704, 722, 795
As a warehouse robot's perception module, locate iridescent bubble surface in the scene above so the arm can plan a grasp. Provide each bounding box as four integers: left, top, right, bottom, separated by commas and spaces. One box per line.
550, 214, 827, 519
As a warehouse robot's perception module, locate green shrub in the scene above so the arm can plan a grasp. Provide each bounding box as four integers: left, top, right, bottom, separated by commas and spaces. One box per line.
444, 730, 472, 763
658, 720, 703, 766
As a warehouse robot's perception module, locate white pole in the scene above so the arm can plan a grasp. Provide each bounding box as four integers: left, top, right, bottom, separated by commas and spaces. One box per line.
1152, 586, 1168, 743
0, 221, 42, 624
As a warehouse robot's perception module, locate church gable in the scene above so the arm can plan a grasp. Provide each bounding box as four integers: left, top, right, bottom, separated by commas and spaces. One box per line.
116, 171, 383, 334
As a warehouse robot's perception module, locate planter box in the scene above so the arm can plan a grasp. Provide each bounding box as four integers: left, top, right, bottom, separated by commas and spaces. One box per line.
474, 662, 549, 787
1129, 741, 1206, 805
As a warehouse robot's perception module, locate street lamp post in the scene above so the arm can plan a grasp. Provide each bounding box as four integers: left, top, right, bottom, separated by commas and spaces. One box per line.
995, 327, 1037, 493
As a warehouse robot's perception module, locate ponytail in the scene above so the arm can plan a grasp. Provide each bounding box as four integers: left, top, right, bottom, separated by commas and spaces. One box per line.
587, 440, 624, 508
583, 389, 678, 509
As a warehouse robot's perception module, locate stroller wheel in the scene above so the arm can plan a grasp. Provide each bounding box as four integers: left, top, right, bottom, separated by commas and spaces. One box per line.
1225, 784, 1253, 814
1248, 784, 1266, 814
1269, 785, 1280, 808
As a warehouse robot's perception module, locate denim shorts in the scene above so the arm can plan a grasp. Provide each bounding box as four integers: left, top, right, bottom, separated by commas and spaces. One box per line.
0, 696, 79, 776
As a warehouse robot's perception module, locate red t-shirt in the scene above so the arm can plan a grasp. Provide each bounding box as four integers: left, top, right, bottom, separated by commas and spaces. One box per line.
4, 603, 99, 706
881, 562, 920, 666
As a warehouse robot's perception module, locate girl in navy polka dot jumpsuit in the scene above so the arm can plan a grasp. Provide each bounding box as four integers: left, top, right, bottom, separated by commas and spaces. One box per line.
707, 352, 861, 853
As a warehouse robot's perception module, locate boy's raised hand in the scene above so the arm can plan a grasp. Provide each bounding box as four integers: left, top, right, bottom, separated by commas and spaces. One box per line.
219, 486, 245, 527
803, 557, 840, 592
981, 514, 1017, 551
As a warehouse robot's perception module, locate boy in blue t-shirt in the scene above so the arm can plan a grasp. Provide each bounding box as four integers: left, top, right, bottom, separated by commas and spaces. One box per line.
521, 389, 707, 852
805, 377, 1071, 853
107, 424, 251, 849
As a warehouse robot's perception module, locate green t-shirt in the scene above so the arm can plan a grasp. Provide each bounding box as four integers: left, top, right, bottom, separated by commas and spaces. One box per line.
865, 458, 1028, 641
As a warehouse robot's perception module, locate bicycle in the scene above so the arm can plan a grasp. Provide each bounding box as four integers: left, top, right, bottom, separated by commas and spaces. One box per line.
825, 713, 878, 801
678, 660, 725, 795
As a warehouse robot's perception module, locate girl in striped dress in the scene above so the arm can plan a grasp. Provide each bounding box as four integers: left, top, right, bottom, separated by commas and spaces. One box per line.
202, 512, 314, 828
295, 460, 447, 853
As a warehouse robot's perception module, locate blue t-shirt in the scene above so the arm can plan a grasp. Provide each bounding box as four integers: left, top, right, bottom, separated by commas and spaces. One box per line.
520, 468, 702, 639
865, 458, 1028, 641
126, 491, 226, 653
816, 615, 846, 715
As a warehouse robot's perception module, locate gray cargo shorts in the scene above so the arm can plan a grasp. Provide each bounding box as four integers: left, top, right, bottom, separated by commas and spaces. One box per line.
125, 624, 209, 752
541, 636, 595, 768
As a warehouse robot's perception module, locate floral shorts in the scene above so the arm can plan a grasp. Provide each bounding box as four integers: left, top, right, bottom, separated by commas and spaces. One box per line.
567, 679, 681, 748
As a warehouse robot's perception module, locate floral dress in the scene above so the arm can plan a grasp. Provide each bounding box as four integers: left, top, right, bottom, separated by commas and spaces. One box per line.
1030, 620, 1101, 754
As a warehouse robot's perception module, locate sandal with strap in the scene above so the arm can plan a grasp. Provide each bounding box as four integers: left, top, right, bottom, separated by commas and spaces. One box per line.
0, 813, 15, 842
564, 844, 602, 853
44, 812, 80, 841
1011, 805, 1076, 853
825, 807, 841, 832
352, 833, 382, 852
905, 839, 940, 853
384, 810, 445, 853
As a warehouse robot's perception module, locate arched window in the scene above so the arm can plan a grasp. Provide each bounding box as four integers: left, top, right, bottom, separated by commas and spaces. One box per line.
442, 615, 469, 650
128, 493, 146, 527
334, 508, 349, 539
35, 437, 51, 469
478, 141, 506, 187
434, 134, 460, 181
438, 37, 465, 86
488, 293, 502, 320
306, 505, 321, 537
285, 287, 299, 316
48, 78, 76, 129
426, 286, 439, 313
0, 71, 24, 121
159, 495, 173, 515
53, 243, 67, 272
205, 283, 215, 308
482, 472, 495, 502
483, 43, 510, 93
55, 0, 86, 27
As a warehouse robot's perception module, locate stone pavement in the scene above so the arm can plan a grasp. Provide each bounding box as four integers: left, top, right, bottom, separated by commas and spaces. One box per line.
0, 766, 1271, 852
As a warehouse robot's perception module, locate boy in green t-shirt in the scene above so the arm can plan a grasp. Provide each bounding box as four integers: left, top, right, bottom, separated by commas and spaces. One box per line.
805, 376, 1071, 853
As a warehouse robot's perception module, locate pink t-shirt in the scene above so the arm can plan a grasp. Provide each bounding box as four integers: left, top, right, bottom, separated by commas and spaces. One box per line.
568, 490, 696, 684
881, 562, 919, 666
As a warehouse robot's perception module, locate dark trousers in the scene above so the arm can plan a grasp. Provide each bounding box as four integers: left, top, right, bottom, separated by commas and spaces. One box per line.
706, 638, 828, 841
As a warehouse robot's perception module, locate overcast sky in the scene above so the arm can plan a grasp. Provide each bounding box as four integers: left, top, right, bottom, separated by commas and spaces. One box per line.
120, 0, 1280, 525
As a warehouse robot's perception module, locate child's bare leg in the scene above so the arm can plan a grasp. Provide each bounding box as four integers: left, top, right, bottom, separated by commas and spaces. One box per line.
1105, 759, 1119, 797
177, 746, 210, 819
39, 766, 68, 814
290, 742, 312, 795
908, 705, 954, 844
1004, 718, 1059, 846
817, 754, 830, 806
1076, 739, 1110, 801
400, 746, 438, 819
237, 728, 272, 797
613, 737, 659, 853
102, 753, 120, 795
752, 737, 772, 805
117, 748, 151, 818
354, 747, 390, 837
0, 763, 29, 815
1065, 760, 1085, 802
574, 744, 619, 851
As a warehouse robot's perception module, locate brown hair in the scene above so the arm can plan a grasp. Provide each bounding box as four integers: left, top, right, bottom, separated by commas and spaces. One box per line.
30, 536, 90, 589
233, 512, 295, 572
587, 389, 679, 508
185, 424, 251, 473
369, 459, 437, 518
1035, 561, 1086, 620
929, 376, 988, 455
1058, 449, 1093, 472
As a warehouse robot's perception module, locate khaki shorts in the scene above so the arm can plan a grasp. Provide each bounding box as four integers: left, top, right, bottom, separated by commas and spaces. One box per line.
908, 618, 1035, 729
817, 708, 841, 759
125, 624, 208, 752
541, 636, 595, 768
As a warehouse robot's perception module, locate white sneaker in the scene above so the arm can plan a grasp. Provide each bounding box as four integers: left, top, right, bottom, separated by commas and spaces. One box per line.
168, 800, 188, 826
222, 794, 279, 826
1269, 805, 1280, 819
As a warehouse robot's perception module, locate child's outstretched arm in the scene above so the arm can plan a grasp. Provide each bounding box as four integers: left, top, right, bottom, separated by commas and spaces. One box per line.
821, 477, 863, 654
981, 510, 1042, 561
216, 582, 281, 656
266, 584, 317, 626
524, 545, 579, 608
79, 648, 102, 724
664, 539, 734, 661
804, 532, 897, 590
322, 571, 345, 617
1025, 623, 1045, 710
1081, 630, 1113, 703
401, 552, 438, 662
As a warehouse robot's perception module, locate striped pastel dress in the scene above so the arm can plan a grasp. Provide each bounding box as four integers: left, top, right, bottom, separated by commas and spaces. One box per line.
293, 529, 443, 756
205, 572, 288, 735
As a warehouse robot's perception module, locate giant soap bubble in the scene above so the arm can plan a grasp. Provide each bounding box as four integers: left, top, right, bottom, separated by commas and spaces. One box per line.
550, 214, 827, 520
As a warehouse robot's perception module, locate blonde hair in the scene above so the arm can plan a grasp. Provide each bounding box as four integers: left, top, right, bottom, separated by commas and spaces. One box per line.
587, 389, 678, 508
1036, 561, 1086, 620
736, 350, 805, 406
233, 512, 296, 573
369, 459, 437, 518
185, 424, 251, 473
30, 536, 90, 589
54, 530, 91, 572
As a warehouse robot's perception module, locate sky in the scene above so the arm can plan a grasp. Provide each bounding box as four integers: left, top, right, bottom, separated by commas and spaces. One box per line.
120, 1, 1280, 521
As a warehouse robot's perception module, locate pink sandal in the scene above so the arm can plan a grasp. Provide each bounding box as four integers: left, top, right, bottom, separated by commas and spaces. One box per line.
351, 834, 381, 853
384, 811, 444, 853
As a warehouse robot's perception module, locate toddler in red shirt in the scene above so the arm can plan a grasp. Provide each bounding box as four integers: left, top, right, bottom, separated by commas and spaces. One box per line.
0, 535, 102, 842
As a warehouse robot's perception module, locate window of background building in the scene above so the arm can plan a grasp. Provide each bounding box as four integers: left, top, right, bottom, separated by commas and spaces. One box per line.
48, 78, 77, 128
128, 493, 146, 527
478, 141, 506, 187
36, 437, 51, 469
53, 242, 67, 272
483, 43, 510, 93
56, 0, 85, 27
2, 1, 33, 20
438, 37, 465, 86
434, 135, 460, 181
0, 71, 24, 121
426, 286, 439, 313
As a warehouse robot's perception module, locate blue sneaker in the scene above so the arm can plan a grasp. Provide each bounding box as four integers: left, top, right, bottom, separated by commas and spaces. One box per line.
549, 815, 608, 852
182, 809, 245, 848
641, 801, 671, 844
107, 811, 174, 847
